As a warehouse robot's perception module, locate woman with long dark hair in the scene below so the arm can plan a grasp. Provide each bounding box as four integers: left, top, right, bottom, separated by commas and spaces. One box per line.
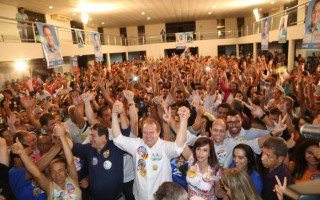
229, 144, 263, 194
182, 137, 223, 199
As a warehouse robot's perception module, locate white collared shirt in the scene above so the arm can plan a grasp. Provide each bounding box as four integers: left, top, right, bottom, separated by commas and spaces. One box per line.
113, 134, 184, 200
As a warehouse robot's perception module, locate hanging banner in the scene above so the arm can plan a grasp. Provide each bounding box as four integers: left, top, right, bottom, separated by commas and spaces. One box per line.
176, 32, 187, 49
186, 32, 193, 43
278, 15, 288, 43
36, 22, 64, 68
91, 32, 103, 61
70, 57, 78, 76
302, 0, 320, 49
261, 17, 270, 50
75, 29, 84, 48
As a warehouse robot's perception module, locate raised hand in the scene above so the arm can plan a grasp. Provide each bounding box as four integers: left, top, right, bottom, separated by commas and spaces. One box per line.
53, 124, 66, 137
274, 176, 287, 200
3, 98, 10, 109
123, 90, 134, 103
81, 92, 94, 103
152, 95, 162, 105
191, 90, 201, 109
71, 92, 82, 106
162, 106, 172, 123
112, 100, 124, 114
11, 138, 25, 155
177, 106, 191, 121
7, 112, 17, 127
286, 134, 296, 149
243, 98, 264, 118
273, 114, 288, 136
20, 95, 34, 109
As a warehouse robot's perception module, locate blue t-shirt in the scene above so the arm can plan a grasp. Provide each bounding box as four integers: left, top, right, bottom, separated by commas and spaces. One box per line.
9, 168, 46, 200
229, 162, 263, 194
171, 157, 188, 191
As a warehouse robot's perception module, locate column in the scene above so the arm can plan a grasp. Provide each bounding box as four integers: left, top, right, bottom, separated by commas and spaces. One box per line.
236, 44, 240, 57
253, 42, 257, 62
288, 40, 295, 72
107, 53, 111, 69
125, 52, 129, 61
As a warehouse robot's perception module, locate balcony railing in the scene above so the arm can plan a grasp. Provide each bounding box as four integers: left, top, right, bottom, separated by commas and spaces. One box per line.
0, 0, 310, 46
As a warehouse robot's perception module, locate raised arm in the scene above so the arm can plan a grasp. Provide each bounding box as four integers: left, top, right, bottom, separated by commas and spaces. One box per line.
81, 93, 99, 125
111, 101, 123, 139
11, 138, 50, 193
20, 96, 42, 131
0, 137, 8, 167
175, 106, 190, 148
54, 125, 78, 184
123, 90, 138, 136
72, 92, 85, 129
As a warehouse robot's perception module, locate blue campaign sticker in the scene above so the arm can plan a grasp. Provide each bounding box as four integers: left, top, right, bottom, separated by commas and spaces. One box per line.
92, 157, 98, 166
137, 146, 149, 160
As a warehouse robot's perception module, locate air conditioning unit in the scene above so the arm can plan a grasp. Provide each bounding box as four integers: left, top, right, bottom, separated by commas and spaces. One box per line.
51, 14, 72, 22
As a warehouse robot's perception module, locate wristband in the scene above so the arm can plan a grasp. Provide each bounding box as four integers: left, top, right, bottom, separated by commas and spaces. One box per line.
128, 103, 134, 106
260, 112, 267, 120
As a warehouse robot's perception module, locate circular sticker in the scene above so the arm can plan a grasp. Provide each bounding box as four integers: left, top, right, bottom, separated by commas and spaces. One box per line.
103, 150, 110, 159
237, 137, 245, 142
139, 168, 146, 177
103, 160, 112, 170
137, 146, 149, 160
91, 157, 98, 166
74, 157, 82, 171
152, 164, 158, 171
187, 169, 197, 179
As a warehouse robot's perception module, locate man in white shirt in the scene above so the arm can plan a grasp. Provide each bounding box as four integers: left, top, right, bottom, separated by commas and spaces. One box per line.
112, 101, 189, 200
35, 86, 52, 106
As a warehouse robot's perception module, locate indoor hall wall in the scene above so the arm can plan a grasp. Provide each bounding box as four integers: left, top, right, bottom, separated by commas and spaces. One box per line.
45, 14, 73, 44
127, 26, 139, 45
225, 18, 237, 37
103, 27, 120, 36
0, 3, 20, 40
196, 19, 217, 33
145, 23, 165, 37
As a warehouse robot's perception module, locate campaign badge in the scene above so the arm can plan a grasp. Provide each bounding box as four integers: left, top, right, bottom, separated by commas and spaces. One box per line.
187, 169, 197, 179
74, 156, 82, 171
92, 157, 98, 166
152, 164, 158, 171
103, 150, 110, 159
151, 153, 163, 161
137, 159, 147, 177
104, 160, 112, 170
137, 146, 149, 160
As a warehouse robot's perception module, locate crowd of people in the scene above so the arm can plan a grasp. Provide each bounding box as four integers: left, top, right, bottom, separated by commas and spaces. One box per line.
0, 51, 320, 200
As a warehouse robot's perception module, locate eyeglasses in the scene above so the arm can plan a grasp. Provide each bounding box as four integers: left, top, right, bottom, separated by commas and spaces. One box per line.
227, 120, 241, 125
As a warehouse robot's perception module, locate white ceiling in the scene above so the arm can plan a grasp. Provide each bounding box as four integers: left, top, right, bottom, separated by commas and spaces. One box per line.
0, 0, 293, 28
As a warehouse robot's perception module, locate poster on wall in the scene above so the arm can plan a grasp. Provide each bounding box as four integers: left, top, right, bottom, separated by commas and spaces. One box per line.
302, 0, 320, 49
35, 22, 64, 68
91, 32, 103, 61
70, 57, 78, 76
186, 32, 193, 43
261, 17, 270, 50
278, 15, 288, 43
176, 32, 187, 49
75, 29, 84, 48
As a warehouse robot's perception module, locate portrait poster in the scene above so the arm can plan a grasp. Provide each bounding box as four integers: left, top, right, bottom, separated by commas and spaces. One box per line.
176, 32, 187, 49
186, 32, 193, 43
302, 0, 320, 49
36, 22, 64, 68
75, 29, 84, 48
91, 32, 103, 61
70, 56, 78, 76
261, 17, 270, 50
278, 15, 288, 43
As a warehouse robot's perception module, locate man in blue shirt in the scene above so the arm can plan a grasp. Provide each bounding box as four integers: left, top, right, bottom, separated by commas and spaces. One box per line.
69, 123, 130, 200
16, 7, 29, 42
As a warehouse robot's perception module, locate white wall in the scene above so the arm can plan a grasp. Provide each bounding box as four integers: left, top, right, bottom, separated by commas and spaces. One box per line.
103, 27, 120, 36
225, 18, 237, 38
127, 26, 139, 45
0, 3, 21, 41
196, 19, 217, 33
145, 23, 165, 37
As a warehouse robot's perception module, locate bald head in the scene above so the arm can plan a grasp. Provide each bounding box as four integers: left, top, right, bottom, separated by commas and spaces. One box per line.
212, 119, 226, 130
210, 119, 227, 145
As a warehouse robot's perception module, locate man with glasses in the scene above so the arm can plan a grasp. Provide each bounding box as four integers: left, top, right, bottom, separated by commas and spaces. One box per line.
226, 109, 275, 141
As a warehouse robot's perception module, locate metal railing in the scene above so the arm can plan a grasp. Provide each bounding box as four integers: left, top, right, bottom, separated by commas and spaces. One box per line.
0, 0, 310, 46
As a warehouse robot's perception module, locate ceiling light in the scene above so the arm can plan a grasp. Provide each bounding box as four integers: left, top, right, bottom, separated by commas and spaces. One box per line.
271, 1, 275, 4
49, 6, 53, 9
208, 11, 212, 15
141, 11, 145, 15
212, 6, 216, 9
73, 13, 76, 16
147, 17, 151, 20
259, 8, 262, 10
15, 61, 27, 71
253, 8, 260, 21
89, 18, 93, 21
81, 13, 89, 24
102, 22, 105, 25
75, 2, 117, 13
